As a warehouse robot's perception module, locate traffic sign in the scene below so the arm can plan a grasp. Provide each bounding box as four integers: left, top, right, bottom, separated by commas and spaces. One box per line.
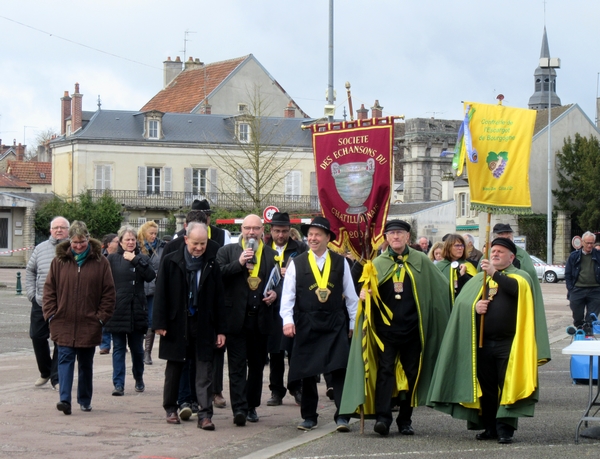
263, 206, 279, 223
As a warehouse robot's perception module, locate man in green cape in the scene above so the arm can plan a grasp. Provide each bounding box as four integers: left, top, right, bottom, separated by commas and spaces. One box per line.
428, 237, 551, 444
340, 220, 451, 436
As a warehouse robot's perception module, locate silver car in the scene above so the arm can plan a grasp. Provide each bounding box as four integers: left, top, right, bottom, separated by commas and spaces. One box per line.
530, 255, 566, 283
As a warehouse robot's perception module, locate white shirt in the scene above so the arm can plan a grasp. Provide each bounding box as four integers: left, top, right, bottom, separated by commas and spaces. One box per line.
280, 250, 358, 331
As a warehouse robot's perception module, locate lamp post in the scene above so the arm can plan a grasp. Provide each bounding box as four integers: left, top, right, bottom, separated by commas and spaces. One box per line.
539, 56, 560, 264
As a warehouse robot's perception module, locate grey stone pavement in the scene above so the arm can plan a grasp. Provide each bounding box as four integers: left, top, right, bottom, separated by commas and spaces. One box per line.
0, 267, 599, 459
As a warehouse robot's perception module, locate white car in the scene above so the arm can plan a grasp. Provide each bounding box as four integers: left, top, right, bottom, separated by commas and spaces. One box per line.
530, 255, 566, 283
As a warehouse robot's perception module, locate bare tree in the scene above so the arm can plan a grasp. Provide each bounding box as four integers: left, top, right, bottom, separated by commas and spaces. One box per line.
27, 128, 58, 161
209, 85, 307, 210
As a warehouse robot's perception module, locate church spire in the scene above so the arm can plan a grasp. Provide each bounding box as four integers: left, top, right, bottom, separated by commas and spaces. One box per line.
528, 27, 561, 110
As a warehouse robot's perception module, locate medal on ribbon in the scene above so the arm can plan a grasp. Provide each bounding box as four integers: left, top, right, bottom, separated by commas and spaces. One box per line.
391, 253, 408, 300
308, 251, 332, 303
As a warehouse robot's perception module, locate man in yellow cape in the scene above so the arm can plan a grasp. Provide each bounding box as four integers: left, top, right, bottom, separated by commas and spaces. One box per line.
427, 237, 550, 444
340, 220, 452, 435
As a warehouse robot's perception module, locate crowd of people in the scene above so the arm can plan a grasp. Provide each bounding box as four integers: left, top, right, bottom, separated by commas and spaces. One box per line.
29, 202, 583, 444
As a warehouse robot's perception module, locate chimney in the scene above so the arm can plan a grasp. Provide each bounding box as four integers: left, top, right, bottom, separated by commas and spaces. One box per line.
356, 104, 369, 120
184, 57, 204, 71
202, 103, 212, 115
71, 83, 83, 133
16, 143, 25, 161
284, 101, 296, 118
371, 100, 383, 118
163, 56, 183, 88
61, 90, 72, 135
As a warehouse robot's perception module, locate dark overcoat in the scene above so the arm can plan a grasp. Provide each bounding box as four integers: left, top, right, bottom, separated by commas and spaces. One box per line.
216, 241, 280, 335
105, 245, 155, 334
153, 239, 226, 362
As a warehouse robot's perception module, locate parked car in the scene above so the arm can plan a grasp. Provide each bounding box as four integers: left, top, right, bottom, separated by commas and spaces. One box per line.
530, 255, 565, 283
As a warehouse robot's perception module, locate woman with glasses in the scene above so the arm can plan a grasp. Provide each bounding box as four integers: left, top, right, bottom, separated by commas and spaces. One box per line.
106, 226, 156, 396
436, 234, 478, 304
42, 221, 116, 414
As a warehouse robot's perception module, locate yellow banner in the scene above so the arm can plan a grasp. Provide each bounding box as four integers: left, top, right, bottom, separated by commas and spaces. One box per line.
463, 102, 536, 214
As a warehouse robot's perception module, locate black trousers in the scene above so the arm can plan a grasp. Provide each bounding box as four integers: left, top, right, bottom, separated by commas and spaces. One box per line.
374, 327, 421, 427
301, 368, 347, 423
163, 319, 214, 419
226, 314, 268, 415
30, 299, 58, 385
269, 350, 301, 397
477, 338, 515, 436
212, 346, 225, 394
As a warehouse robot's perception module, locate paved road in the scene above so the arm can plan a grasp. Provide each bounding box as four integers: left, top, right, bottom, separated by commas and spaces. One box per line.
0, 268, 598, 458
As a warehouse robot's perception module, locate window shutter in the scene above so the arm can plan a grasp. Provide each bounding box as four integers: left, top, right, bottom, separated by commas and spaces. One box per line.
138, 166, 146, 195
310, 172, 317, 196
164, 167, 172, 198
209, 168, 218, 194
184, 168, 192, 193
104, 165, 112, 190
95, 166, 103, 190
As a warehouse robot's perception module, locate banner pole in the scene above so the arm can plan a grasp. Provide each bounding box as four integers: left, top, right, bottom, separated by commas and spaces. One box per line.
479, 212, 491, 348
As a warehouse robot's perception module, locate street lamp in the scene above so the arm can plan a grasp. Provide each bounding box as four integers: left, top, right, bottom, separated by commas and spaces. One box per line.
539, 56, 560, 264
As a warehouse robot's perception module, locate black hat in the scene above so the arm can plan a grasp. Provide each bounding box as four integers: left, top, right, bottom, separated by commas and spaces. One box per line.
491, 237, 517, 255
192, 199, 212, 214
493, 223, 513, 234
301, 216, 336, 241
270, 212, 291, 226
384, 219, 411, 233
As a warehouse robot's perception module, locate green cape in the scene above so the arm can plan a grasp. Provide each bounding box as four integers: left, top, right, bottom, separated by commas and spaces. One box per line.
340, 248, 452, 417
427, 265, 550, 430
437, 259, 478, 304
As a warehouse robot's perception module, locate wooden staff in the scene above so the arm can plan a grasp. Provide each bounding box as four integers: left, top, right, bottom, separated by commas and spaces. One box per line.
479, 212, 492, 348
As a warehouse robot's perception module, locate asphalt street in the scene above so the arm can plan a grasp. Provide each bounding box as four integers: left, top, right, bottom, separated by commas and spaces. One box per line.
0, 268, 599, 458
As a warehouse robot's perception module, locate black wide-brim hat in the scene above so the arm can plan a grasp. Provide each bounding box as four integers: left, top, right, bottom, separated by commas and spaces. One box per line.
192, 199, 212, 214
301, 216, 336, 241
270, 212, 291, 226
491, 237, 517, 255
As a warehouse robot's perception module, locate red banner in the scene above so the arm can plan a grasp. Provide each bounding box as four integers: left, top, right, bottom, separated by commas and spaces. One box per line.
311, 117, 394, 258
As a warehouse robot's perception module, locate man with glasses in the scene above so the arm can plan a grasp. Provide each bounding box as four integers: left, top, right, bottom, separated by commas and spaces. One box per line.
342, 220, 451, 436
263, 212, 307, 407
216, 214, 279, 426
566, 231, 600, 334
26, 216, 70, 388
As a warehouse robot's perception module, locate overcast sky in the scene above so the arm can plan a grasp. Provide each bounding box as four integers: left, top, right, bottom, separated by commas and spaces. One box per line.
1, 0, 599, 150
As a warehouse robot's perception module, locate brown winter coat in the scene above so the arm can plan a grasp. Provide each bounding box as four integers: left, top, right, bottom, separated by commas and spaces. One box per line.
42, 238, 116, 348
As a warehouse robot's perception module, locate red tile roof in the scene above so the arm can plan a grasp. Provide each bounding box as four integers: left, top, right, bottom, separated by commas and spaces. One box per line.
6, 161, 52, 184
141, 56, 249, 113
0, 173, 31, 189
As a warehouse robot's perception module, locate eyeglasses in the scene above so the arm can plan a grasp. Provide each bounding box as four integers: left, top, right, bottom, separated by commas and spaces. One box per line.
51, 226, 68, 230
242, 226, 262, 231
453, 244, 465, 248
385, 230, 407, 237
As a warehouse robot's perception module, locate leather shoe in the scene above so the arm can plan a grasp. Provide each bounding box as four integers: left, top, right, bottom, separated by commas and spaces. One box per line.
267, 393, 283, 406
99, 348, 110, 355
233, 412, 246, 426
398, 423, 414, 435
247, 408, 259, 422
166, 411, 180, 424
80, 404, 92, 412
213, 393, 227, 409
112, 386, 124, 396
297, 419, 317, 431
178, 403, 192, 421
498, 436, 513, 444
292, 390, 302, 405
374, 421, 389, 436
326, 387, 335, 400
476, 430, 498, 440
56, 401, 72, 415
199, 417, 215, 430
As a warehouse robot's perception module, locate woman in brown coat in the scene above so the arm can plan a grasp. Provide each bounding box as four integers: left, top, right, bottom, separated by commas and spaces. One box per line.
43, 221, 115, 415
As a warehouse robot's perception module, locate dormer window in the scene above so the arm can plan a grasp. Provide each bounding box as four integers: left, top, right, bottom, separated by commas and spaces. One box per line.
149, 120, 159, 139
238, 103, 248, 113
142, 110, 164, 140
237, 122, 250, 143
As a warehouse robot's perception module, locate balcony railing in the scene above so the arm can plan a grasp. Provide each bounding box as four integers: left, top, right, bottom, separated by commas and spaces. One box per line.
88, 189, 321, 212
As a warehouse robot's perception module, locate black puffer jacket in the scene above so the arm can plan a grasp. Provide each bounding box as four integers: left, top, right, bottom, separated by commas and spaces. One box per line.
105, 245, 156, 333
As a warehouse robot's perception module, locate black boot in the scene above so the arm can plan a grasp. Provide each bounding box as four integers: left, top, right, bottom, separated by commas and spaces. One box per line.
144, 330, 155, 365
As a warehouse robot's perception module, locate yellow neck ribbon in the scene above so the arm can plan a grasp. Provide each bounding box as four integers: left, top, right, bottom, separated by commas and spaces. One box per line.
272, 241, 287, 267
308, 251, 331, 289
242, 238, 264, 279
